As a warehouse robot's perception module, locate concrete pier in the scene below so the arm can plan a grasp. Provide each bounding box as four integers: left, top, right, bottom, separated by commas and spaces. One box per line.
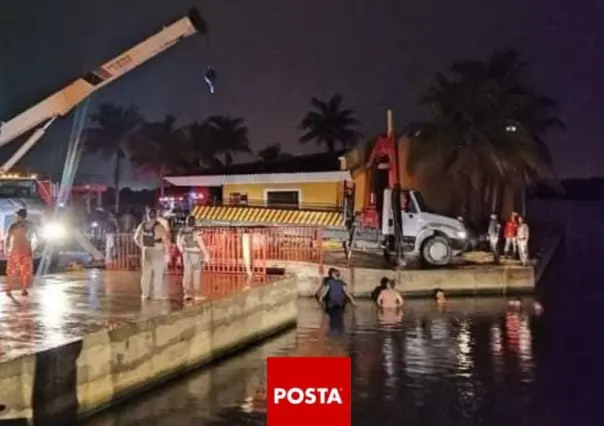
0, 271, 297, 425
272, 259, 535, 297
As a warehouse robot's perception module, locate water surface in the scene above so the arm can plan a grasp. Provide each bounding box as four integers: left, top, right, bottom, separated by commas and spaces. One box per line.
84, 200, 603, 426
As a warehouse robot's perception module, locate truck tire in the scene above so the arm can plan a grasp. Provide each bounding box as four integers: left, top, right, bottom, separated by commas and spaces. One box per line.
421, 235, 453, 267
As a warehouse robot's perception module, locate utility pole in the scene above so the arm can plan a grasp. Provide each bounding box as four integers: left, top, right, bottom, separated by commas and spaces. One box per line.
388, 110, 405, 268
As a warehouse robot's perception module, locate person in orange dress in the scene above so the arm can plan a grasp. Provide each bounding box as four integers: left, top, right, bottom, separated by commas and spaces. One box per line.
5, 208, 35, 296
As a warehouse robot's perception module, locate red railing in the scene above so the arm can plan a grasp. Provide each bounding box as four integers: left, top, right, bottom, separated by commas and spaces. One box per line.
199, 273, 269, 299
199, 227, 267, 274
262, 227, 323, 264
104, 226, 323, 274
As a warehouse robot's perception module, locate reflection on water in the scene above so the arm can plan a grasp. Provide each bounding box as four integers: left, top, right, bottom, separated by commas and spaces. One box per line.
84, 297, 560, 426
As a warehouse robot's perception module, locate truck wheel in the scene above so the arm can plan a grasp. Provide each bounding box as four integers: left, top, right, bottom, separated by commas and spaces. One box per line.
421, 236, 452, 266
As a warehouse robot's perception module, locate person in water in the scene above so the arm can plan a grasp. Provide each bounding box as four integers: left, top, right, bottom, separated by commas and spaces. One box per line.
433, 288, 447, 305
313, 269, 333, 299
377, 279, 404, 309
5, 208, 36, 296
371, 277, 389, 301
318, 268, 356, 310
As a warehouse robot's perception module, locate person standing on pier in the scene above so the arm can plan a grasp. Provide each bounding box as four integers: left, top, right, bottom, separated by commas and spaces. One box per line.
503, 211, 518, 259
516, 216, 530, 266
134, 208, 170, 300
487, 213, 501, 264
177, 215, 210, 301
4, 208, 35, 296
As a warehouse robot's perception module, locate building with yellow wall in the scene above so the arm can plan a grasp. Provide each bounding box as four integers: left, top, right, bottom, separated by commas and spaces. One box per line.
165, 134, 520, 227
165, 151, 352, 227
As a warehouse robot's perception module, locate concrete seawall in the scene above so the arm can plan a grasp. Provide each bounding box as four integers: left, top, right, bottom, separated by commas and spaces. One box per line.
0, 276, 297, 425
270, 260, 535, 297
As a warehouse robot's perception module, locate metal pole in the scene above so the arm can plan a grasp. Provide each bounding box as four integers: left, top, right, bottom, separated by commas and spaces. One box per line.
388, 110, 405, 268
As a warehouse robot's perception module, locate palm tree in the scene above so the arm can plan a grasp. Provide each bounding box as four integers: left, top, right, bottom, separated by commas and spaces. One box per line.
257, 143, 292, 161
202, 115, 252, 166
299, 93, 362, 152
185, 121, 219, 169
83, 103, 142, 211
129, 115, 190, 196
409, 49, 563, 220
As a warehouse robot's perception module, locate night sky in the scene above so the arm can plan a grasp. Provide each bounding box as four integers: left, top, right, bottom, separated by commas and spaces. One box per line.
1, 0, 602, 188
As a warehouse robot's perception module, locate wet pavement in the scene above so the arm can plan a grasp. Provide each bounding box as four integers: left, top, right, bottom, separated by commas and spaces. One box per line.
0, 271, 269, 362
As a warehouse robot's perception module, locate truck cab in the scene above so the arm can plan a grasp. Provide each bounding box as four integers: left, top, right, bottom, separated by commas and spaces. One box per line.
381, 189, 468, 266
0, 174, 67, 260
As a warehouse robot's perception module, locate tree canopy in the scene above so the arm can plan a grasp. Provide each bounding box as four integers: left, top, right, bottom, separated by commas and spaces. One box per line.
299, 93, 362, 152
129, 114, 190, 196
257, 143, 292, 161
410, 49, 563, 219
83, 103, 143, 210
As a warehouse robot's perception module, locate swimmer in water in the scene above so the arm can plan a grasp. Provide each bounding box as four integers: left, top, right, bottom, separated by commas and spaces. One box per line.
377, 279, 404, 309
433, 288, 447, 309
534, 300, 544, 315
508, 297, 523, 310
371, 276, 389, 301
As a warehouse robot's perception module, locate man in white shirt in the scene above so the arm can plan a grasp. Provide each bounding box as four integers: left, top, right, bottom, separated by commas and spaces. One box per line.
516, 216, 530, 266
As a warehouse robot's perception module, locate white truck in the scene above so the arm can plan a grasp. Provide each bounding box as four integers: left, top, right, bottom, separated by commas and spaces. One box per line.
0, 9, 208, 264
380, 188, 468, 266
339, 117, 469, 267
336, 188, 468, 267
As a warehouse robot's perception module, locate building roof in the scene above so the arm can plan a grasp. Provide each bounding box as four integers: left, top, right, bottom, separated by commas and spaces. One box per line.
165, 171, 351, 187
192, 150, 347, 176
165, 150, 350, 186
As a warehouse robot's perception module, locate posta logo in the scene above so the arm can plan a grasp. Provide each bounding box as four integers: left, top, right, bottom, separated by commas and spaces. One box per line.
267, 357, 351, 426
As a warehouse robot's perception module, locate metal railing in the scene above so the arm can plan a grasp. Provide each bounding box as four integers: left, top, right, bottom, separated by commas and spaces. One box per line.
102, 226, 324, 273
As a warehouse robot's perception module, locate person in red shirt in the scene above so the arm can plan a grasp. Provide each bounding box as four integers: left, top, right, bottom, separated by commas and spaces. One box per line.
503, 211, 518, 258
5, 208, 35, 296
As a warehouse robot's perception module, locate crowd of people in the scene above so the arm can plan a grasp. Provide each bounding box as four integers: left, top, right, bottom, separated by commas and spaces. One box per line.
487, 211, 530, 265
314, 268, 543, 332
2, 206, 211, 301
313, 268, 443, 322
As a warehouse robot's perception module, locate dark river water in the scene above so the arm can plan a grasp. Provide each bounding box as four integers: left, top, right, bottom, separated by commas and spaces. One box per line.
83, 200, 604, 426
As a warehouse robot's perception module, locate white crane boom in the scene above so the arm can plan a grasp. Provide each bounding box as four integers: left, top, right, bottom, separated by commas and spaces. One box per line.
0, 9, 207, 171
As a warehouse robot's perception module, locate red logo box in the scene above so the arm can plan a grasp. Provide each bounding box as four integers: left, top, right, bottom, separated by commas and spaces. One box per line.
267, 357, 351, 426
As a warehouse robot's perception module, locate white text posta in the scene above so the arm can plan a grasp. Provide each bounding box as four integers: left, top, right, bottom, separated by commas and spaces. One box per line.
273, 387, 343, 405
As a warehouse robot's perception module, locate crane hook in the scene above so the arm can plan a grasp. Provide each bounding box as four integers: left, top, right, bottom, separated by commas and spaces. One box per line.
204, 67, 216, 94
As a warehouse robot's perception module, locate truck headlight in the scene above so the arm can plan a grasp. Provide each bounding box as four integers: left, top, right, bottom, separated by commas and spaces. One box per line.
457, 230, 467, 240
42, 222, 67, 240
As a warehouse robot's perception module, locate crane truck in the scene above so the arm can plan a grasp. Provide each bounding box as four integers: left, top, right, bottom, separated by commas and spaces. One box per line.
0, 9, 208, 264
